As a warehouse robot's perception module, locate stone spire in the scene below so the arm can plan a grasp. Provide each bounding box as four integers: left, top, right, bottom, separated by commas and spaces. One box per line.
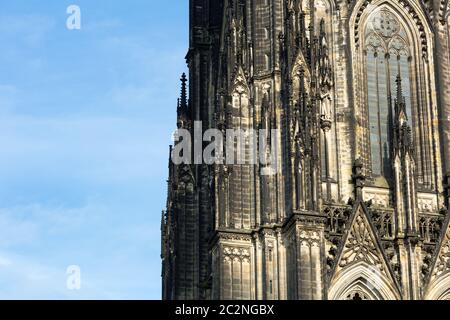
352, 158, 365, 200
177, 73, 188, 128
394, 75, 408, 125
393, 74, 413, 154
180, 72, 188, 111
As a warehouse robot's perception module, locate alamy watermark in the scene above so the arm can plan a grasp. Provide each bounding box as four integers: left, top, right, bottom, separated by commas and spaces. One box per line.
171, 121, 281, 176
66, 5, 81, 30
66, 265, 81, 290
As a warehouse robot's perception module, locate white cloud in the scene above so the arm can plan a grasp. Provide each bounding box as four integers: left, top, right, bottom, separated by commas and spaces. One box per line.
0, 200, 161, 299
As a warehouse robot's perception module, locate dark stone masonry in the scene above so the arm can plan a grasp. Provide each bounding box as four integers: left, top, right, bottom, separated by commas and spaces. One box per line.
161, 0, 450, 300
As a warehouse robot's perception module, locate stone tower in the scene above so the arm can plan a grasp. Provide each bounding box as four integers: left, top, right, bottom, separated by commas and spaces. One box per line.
161, 0, 450, 300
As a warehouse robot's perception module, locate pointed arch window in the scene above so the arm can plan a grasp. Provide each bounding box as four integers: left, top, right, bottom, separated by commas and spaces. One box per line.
364, 9, 412, 180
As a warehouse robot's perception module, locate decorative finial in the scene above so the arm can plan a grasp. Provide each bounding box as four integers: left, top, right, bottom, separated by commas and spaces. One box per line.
352, 158, 365, 200
180, 73, 188, 110
396, 74, 403, 103
394, 74, 408, 124
320, 18, 326, 35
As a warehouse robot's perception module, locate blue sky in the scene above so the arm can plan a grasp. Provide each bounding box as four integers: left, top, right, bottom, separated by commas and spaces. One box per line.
0, 1, 188, 299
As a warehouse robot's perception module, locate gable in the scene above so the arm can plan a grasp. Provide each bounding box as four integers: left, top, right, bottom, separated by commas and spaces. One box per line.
339, 211, 383, 269
329, 202, 401, 299
336, 203, 387, 271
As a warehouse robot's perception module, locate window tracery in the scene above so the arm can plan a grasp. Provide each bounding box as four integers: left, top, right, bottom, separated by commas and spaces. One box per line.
364, 8, 413, 180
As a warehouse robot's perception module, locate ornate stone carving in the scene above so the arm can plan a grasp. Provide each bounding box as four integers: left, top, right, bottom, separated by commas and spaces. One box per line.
339, 211, 383, 270
432, 227, 450, 278
326, 237, 340, 275
223, 246, 251, 263
370, 209, 394, 239
324, 205, 352, 234
371, 10, 400, 38
297, 229, 321, 245
419, 214, 444, 243
421, 245, 435, 282
216, 232, 252, 243
352, 0, 429, 54
363, 188, 391, 208
383, 241, 401, 282
418, 194, 439, 213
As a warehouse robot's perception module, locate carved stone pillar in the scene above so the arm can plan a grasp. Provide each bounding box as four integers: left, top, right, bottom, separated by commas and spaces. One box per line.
283, 214, 326, 300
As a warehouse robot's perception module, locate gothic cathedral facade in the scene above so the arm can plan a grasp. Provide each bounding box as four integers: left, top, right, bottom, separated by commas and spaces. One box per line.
161, 0, 450, 300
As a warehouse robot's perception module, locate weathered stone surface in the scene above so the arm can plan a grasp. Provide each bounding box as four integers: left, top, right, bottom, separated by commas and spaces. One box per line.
162, 0, 450, 300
